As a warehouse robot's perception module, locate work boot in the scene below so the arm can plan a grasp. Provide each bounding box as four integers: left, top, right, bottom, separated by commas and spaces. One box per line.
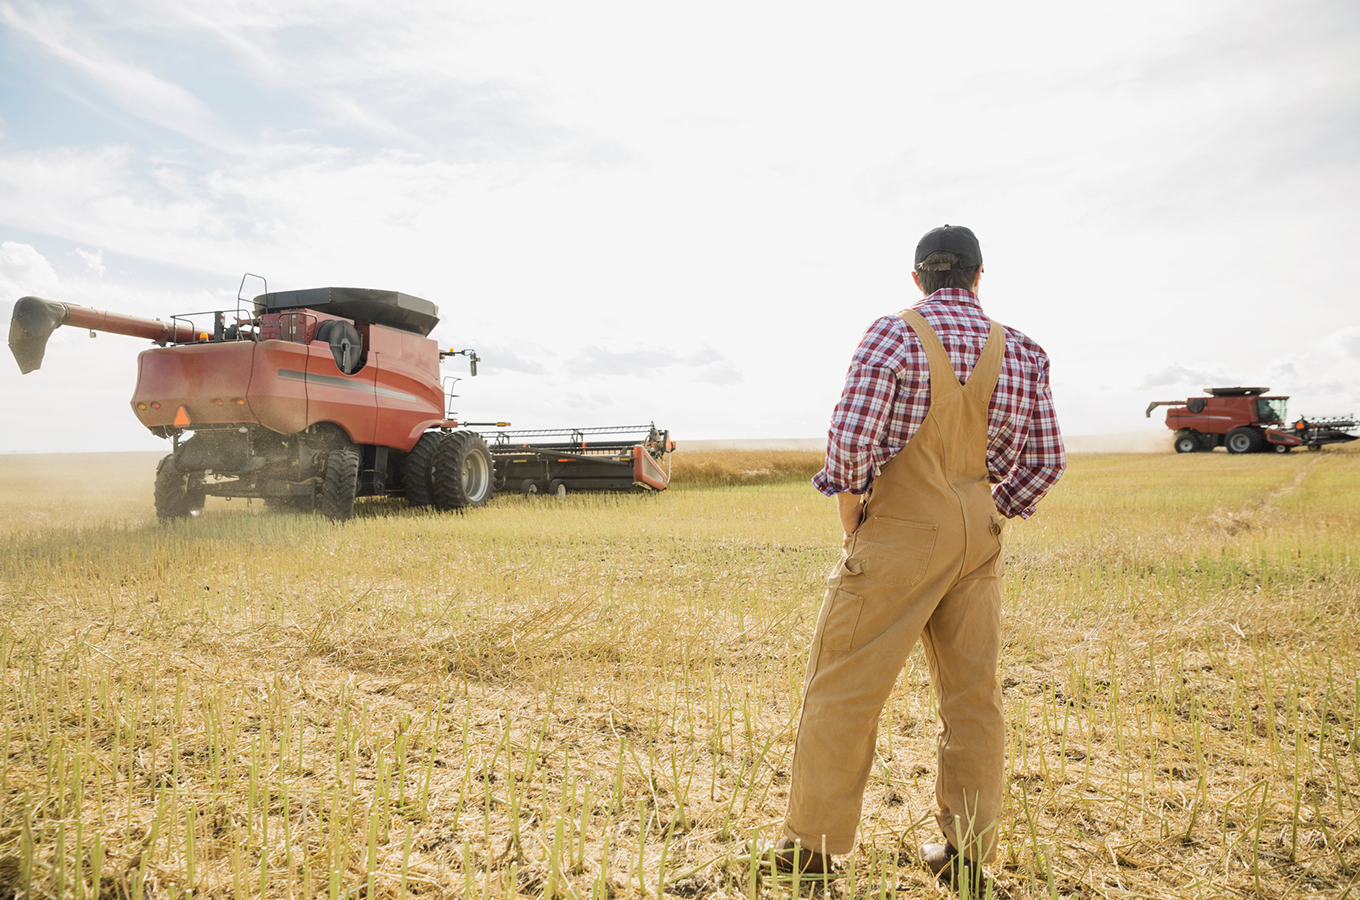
921, 841, 986, 896
759, 838, 833, 875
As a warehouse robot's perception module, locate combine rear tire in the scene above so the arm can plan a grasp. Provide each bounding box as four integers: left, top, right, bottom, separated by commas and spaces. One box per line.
1226, 427, 1264, 455
154, 455, 204, 520
402, 431, 443, 507
1174, 431, 1199, 454
432, 431, 494, 510
321, 447, 361, 521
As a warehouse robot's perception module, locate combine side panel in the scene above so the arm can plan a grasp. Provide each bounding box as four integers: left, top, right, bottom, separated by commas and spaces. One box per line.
1165, 399, 1252, 434
133, 342, 256, 431
248, 341, 311, 435
370, 326, 447, 453
302, 335, 378, 445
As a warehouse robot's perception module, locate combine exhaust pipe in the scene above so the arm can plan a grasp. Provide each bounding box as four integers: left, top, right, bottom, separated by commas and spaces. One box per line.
9, 296, 196, 373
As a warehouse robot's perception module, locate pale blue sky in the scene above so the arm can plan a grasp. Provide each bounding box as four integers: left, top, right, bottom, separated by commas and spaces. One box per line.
2, 0, 1358, 452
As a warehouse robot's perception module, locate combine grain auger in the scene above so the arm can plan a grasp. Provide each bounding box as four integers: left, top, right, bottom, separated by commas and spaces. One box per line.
9, 282, 672, 520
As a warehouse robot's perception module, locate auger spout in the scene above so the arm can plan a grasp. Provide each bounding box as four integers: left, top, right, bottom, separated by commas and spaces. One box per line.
9, 296, 196, 373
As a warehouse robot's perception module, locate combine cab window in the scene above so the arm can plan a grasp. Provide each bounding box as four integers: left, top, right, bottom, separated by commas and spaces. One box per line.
1257, 398, 1286, 423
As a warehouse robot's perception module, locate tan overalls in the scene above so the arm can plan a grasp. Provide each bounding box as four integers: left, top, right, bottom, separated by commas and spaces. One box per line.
784, 308, 1008, 864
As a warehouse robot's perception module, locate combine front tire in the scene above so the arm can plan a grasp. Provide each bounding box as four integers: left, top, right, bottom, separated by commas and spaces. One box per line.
154, 455, 204, 520
432, 431, 494, 510
1173, 431, 1200, 454
1272, 442, 1291, 454
1226, 427, 1264, 455
402, 431, 443, 507
321, 446, 361, 521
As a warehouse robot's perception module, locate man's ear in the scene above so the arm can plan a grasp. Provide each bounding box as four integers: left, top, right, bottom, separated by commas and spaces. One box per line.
973, 266, 983, 292
911, 270, 923, 293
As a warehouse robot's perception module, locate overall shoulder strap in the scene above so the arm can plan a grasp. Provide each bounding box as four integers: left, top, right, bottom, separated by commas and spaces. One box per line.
897, 307, 961, 398
964, 319, 1006, 403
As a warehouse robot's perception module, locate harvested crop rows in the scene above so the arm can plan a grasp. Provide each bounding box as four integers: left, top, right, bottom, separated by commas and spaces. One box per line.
1, 447, 1357, 898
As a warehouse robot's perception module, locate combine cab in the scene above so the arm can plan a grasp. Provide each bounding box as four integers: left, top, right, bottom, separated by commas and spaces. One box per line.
1146, 386, 1358, 454
9, 280, 672, 520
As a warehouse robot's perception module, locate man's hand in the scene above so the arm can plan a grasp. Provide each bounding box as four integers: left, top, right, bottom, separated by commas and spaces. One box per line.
837, 492, 866, 535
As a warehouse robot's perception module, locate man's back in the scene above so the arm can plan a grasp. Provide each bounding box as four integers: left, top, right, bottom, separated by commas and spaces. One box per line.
814, 287, 1065, 518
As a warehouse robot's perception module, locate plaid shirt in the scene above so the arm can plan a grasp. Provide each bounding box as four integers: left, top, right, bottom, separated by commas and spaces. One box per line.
813, 289, 1065, 518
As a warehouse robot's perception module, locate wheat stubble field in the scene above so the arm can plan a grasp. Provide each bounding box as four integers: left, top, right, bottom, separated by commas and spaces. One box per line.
1, 446, 1358, 899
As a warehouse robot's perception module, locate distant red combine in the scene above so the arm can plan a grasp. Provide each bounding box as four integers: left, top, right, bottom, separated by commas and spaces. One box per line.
1145, 387, 1358, 454
8, 281, 672, 520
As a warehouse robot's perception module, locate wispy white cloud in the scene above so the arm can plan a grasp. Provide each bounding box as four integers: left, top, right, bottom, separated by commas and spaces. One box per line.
0, 0, 241, 152
0, 241, 58, 296
0, 0, 1357, 451
1137, 363, 1233, 392
72, 247, 104, 275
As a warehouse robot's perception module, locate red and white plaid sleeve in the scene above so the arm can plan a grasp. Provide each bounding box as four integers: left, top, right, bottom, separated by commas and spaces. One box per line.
812, 317, 920, 496
990, 350, 1065, 518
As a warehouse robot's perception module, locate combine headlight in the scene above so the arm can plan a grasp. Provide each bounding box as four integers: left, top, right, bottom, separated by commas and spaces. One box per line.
136, 402, 147, 411
232, 398, 245, 406
150, 402, 161, 410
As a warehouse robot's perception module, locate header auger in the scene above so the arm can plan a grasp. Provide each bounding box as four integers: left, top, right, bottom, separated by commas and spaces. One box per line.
9, 282, 672, 520
1146, 386, 1358, 454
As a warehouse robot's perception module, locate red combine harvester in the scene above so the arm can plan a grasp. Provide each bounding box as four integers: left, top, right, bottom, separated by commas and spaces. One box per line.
8, 283, 672, 520
1145, 386, 1359, 454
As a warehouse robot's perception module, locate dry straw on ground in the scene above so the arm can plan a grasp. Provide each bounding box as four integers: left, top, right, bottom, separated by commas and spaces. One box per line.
1, 445, 1358, 899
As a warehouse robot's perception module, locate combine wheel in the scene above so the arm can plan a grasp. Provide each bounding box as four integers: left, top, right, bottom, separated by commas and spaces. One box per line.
520, 479, 539, 496
1308, 444, 1322, 452
402, 431, 444, 507
1173, 431, 1199, 454
432, 431, 494, 510
1226, 427, 1264, 455
320, 446, 361, 521
154, 455, 204, 520
548, 478, 567, 499
1273, 442, 1291, 454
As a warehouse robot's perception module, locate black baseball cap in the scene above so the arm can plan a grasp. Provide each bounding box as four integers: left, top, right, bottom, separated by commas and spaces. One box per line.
914, 225, 982, 269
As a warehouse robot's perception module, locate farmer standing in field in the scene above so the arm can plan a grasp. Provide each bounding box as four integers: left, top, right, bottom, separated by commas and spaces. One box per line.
765, 225, 1065, 891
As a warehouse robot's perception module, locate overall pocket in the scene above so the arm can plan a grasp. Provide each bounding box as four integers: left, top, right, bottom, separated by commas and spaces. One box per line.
846, 516, 938, 586
818, 586, 865, 653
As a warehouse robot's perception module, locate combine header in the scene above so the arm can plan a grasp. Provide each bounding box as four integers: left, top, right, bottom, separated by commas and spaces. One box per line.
1146, 386, 1359, 454
478, 424, 673, 497
8, 281, 672, 520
